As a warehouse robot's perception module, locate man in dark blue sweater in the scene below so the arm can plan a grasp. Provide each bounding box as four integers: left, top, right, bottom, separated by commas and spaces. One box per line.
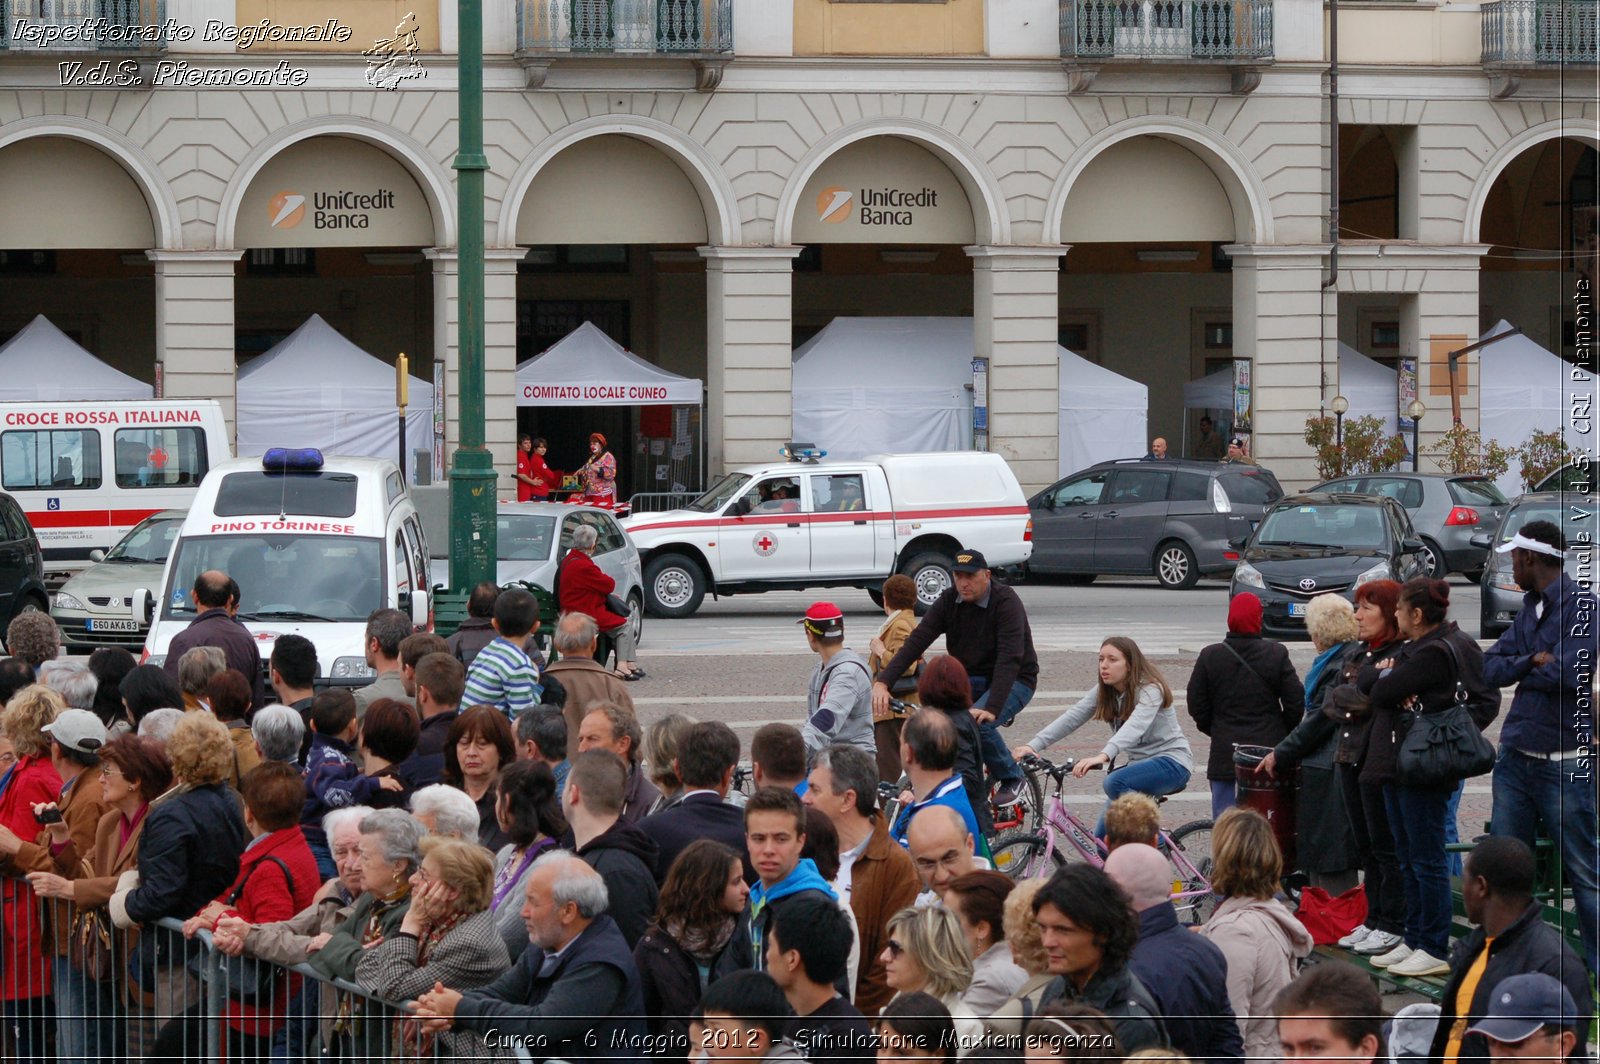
1106, 842, 1242, 1064
1482, 519, 1599, 978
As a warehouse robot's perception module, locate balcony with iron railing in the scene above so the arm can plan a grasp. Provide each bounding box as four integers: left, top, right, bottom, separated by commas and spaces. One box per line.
517, 0, 731, 89
1059, 0, 1272, 90
1, 0, 166, 52
1482, 0, 1597, 64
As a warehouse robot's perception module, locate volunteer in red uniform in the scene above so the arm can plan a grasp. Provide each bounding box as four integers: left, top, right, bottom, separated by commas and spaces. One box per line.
515, 435, 557, 502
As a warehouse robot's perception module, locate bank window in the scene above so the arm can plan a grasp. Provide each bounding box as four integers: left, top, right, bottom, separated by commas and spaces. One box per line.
1, 430, 101, 491
114, 428, 207, 489
1371, 322, 1400, 349
812, 474, 867, 512
1203, 322, 1233, 349
0, 250, 55, 275
246, 248, 316, 276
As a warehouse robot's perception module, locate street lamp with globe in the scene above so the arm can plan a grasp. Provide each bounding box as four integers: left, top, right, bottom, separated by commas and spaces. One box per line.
1331, 394, 1349, 473
1405, 398, 1427, 472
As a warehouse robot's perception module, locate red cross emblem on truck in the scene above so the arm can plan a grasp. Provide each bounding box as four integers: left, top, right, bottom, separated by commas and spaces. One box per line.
753, 533, 778, 557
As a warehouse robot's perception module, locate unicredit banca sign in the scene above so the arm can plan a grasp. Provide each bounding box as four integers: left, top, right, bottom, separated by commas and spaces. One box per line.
794, 138, 975, 244
270, 188, 399, 231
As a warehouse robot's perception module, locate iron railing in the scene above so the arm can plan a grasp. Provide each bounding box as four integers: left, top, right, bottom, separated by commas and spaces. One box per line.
0, 0, 166, 51
1482, 0, 1598, 63
518, 0, 732, 54
627, 490, 700, 513
1060, 0, 1273, 60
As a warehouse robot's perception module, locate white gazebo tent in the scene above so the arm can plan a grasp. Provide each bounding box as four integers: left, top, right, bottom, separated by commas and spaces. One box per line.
1480, 319, 1598, 495
1337, 342, 1400, 436
236, 314, 434, 480
0, 315, 152, 400
790, 317, 1147, 474
514, 322, 705, 494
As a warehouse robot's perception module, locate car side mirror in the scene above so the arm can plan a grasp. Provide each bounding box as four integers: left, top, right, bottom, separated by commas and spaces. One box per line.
88, 548, 106, 563
132, 588, 153, 626
1402, 538, 1425, 554
1469, 533, 1491, 550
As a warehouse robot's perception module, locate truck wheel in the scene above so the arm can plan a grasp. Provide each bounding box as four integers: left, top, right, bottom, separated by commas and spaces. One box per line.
1154, 540, 1200, 590
644, 554, 705, 618
899, 552, 954, 613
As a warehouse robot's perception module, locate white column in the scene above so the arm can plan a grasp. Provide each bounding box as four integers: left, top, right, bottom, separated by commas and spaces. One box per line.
147, 249, 244, 438
425, 247, 524, 496
966, 246, 1066, 493
700, 246, 802, 473
1227, 244, 1329, 487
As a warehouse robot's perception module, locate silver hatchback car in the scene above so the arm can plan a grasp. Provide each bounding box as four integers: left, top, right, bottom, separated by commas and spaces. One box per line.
1474, 491, 1598, 638
1309, 472, 1508, 579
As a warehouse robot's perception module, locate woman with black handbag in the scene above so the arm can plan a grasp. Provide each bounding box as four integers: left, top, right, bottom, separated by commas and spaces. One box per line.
1358, 577, 1500, 979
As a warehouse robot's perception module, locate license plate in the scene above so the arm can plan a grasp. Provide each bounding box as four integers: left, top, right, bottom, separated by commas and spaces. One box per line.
1287, 602, 1308, 618
87, 618, 141, 632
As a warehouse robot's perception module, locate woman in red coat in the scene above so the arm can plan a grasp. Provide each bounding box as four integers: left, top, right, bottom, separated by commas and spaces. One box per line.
558, 523, 643, 680
0, 685, 65, 1062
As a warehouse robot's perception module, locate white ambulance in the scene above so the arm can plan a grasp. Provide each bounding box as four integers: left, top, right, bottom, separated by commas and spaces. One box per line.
139, 449, 431, 686
0, 399, 230, 576
622, 448, 1033, 617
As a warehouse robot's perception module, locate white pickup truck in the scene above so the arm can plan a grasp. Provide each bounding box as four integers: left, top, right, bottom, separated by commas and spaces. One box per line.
621, 451, 1033, 617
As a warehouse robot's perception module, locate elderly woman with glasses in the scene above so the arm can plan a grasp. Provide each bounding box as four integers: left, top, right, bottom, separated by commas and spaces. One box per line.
357, 837, 509, 1060
881, 906, 985, 1054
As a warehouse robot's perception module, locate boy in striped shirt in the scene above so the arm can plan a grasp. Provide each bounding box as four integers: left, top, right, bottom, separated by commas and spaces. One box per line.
462, 586, 543, 715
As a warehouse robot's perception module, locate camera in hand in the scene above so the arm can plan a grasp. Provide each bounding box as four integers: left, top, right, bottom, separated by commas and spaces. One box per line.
35, 807, 63, 825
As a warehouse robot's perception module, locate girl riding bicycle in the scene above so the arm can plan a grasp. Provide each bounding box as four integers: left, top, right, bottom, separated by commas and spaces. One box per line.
1011, 636, 1193, 834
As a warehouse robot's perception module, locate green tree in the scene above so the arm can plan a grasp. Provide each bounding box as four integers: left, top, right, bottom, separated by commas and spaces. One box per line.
1305, 414, 1409, 480
1425, 425, 1513, 480
1514, 429, 1572, 491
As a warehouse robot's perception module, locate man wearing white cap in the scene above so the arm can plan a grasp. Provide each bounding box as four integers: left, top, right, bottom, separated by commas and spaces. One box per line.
0, 708, 110, 1064
1481, 518, 1599, 979
799, 603, 876, 763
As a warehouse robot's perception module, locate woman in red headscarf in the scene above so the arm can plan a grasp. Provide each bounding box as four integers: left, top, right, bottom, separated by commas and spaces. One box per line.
577, 432, 617, 507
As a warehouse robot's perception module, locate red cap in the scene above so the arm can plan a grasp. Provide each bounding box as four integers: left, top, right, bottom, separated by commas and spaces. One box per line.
1228, 592, 1263, 635
797, 602, 845, 637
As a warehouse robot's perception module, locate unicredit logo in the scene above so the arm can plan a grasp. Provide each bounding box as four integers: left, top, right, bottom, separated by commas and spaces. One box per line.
817, 187, 852, 224
269, 191, 306, 229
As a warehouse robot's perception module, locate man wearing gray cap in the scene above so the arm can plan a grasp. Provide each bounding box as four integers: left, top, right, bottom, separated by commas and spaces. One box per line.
0, 708, 110, 1064
1466, 973, 1584, 1062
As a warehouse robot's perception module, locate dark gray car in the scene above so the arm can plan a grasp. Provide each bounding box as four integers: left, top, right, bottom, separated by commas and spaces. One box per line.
1309, 472, 1508, 579
1027, 459, 1283, 589
1474, 491, 1597, 638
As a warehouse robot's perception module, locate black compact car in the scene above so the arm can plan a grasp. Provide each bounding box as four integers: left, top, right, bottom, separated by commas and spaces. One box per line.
1229, 492, 1428, 638
1027, 459, 1283, 589
0, 491, 49, 637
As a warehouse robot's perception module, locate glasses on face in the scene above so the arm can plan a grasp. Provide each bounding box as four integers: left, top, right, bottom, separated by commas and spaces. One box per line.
885, 939, 905, 957
414, 865, 434, 885
99, 765, 122, 780
913, 850, 966, 875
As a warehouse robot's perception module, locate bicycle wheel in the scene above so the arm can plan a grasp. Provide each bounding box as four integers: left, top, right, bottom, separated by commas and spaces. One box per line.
990, 830, 1067, 881
988, 770, 1045, 836
1166, 818, 1217, 926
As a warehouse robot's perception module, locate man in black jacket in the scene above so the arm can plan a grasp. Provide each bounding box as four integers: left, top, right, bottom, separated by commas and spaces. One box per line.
414, 853, 647, 1059
1105, 842, 1242, 1064
163, 569, 264, 709
1035, 863, 1168, 1053
1426, 837, 1591, 1064
639, 721, 754, 883
1186, 592, 1304, 819
565, 749, 660, 950
871, 548, 1039, 806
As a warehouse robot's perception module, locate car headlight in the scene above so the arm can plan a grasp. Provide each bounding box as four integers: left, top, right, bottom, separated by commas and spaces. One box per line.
53, 591, 87, 611
1234, 561, 1265, 589
145, 655, 166, 669
1354, 562, 1390, 589
331, 656, 375, 680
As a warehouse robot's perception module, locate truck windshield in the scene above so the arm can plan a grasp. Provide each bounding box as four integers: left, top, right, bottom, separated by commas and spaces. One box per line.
686, 473, 751, 513
163, 534, 383, 623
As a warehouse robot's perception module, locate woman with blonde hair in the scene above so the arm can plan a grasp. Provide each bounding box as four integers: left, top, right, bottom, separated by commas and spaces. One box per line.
642, 713, 695, 814
356, 836, 509, 1060
0, 684, 64, 1059
1197, 807, 1313, 1061
983, 877, 1056, 1039
881, 906, 985, 1054
1256, 593, 1364, 894
1012, 636, 1193, 834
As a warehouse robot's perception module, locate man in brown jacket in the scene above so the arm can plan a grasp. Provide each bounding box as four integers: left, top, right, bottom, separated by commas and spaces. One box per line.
804, 743, 919, 1015
545, 612, 634, 751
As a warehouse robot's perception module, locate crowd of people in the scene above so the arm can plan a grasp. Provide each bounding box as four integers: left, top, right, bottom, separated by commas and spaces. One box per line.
0, 515, 1590, 1063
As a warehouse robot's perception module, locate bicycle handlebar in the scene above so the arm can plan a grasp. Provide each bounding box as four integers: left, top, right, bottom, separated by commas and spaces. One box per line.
1019, 751, 1102, 778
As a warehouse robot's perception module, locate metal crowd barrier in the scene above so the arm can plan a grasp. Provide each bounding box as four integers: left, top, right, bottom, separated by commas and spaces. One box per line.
625, 491, 698, 514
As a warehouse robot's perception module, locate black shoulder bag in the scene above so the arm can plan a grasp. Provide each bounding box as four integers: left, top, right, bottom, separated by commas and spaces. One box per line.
187, 855, 297, 1005
1395, 639, 1497, 786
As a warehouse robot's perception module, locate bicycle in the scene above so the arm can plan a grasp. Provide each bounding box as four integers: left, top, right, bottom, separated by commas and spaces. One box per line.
989, 753, 1217, 925
884, 697, 1046, 840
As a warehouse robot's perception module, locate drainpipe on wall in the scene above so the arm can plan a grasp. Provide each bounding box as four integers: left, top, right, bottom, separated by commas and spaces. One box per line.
1322, 0, 1340, 410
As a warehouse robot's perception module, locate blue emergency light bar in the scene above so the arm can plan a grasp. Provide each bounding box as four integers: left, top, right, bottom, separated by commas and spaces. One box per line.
262, 447, 325, 472
781, 442, 826, 463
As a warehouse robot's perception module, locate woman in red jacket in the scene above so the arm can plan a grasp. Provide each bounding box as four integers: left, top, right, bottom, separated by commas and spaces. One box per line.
166, 761, 321, 1062
558, 523, 643, 680
0, 685, 65, 1062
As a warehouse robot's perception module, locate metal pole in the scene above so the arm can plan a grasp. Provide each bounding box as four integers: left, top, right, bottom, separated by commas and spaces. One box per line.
1335, 410, 1344, 468
1412, 416, 1421, 472
448, 0, 496, 592
399, 409, 408, 480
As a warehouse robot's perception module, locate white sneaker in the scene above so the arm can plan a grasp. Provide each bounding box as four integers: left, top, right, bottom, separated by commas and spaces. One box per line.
1354, 930, 1404, 955
1389, 950, 1450, 977
1337, 924, 1372, 949
1369, 943, 1413, 968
